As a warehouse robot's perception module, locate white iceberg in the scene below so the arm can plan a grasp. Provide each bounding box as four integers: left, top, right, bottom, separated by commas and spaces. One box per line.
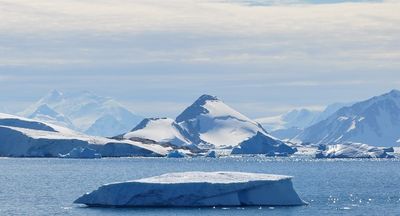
74, 171, 306, 207
316, 143, 395, 158
59, 147, 101, 159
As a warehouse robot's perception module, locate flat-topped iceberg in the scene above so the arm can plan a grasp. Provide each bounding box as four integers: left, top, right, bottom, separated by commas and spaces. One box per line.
74, 171, 306, 207
316, 143, 395, 158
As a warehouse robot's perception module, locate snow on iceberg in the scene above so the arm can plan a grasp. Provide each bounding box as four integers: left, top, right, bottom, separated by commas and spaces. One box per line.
59, 147, 101, 159
315, 143, 395, 158
74, 171, 306, 207
231, 132, 297, 156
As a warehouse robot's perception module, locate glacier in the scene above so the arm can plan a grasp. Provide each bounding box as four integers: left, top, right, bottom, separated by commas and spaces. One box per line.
315, 143, 395, 158
0, 113, 169, 157
74, 171, 306, 207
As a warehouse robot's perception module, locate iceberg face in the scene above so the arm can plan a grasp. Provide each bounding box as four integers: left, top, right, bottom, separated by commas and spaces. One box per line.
0, 113, 58, 132
74, 172, 306, 207
315, 143, 395, 158
205, 150, 218, 158
59, 147, 101, 159
166, 150, 187, 158
231, 132, 297, 155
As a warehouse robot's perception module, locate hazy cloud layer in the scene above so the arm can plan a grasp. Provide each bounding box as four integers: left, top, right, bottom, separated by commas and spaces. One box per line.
0, 0, 399, 118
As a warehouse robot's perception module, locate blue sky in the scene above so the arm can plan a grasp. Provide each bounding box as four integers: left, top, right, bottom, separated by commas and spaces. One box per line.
0, 0, 399, 118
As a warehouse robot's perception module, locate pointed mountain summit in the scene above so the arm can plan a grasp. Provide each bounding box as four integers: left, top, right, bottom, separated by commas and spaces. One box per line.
296, 89, 400, 147
175, 94, 278, 149
119, 94, 296, 154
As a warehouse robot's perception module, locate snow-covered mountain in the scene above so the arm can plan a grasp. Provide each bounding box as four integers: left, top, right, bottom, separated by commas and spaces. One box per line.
175, 94, 274, 149
121, 94, 293, 153
21, 90, 143, 137
256, 103, 351, 132
122, 118, 193, 147
255, 109, 321, 131
296, 90, 400, 147
0, 113, 168, 157
28, 104, 75, 129
256, 102, 352, 140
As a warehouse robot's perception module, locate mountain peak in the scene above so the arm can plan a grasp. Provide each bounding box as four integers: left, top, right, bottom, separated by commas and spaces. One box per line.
43, 89, 64, 102
176, 95, 220, 123
195, 94, 219, 104
388, 89, 400, 97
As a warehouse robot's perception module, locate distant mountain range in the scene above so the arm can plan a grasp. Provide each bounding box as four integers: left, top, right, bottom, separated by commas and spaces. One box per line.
295, 90, 400, 147
256, 102, 352, 132
7, 89, 400, 149
20, 90, 143, 137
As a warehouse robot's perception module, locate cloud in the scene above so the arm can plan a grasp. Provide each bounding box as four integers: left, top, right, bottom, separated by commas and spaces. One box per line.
0, 0, 399, 66
0, 0, 399, 117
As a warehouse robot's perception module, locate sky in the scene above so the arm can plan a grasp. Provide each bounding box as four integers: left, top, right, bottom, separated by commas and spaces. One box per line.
0, 0, 399, 118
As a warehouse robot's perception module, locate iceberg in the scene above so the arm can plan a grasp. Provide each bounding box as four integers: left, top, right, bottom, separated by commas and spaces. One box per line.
166, 150, 187, 158
315, 143, 395, 158
59, 147, 101, 159
74, 171, 306, 207
231, 132, 297, 156
205, 150, 218, 158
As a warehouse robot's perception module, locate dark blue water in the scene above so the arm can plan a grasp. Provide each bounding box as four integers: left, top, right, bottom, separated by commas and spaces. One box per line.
0, 157, 399, 215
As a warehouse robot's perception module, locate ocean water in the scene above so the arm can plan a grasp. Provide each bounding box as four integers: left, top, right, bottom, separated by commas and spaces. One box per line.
0, 157, 399, 216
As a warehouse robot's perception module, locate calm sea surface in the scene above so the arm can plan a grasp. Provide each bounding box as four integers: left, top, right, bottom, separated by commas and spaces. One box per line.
0, 157, 399, 215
